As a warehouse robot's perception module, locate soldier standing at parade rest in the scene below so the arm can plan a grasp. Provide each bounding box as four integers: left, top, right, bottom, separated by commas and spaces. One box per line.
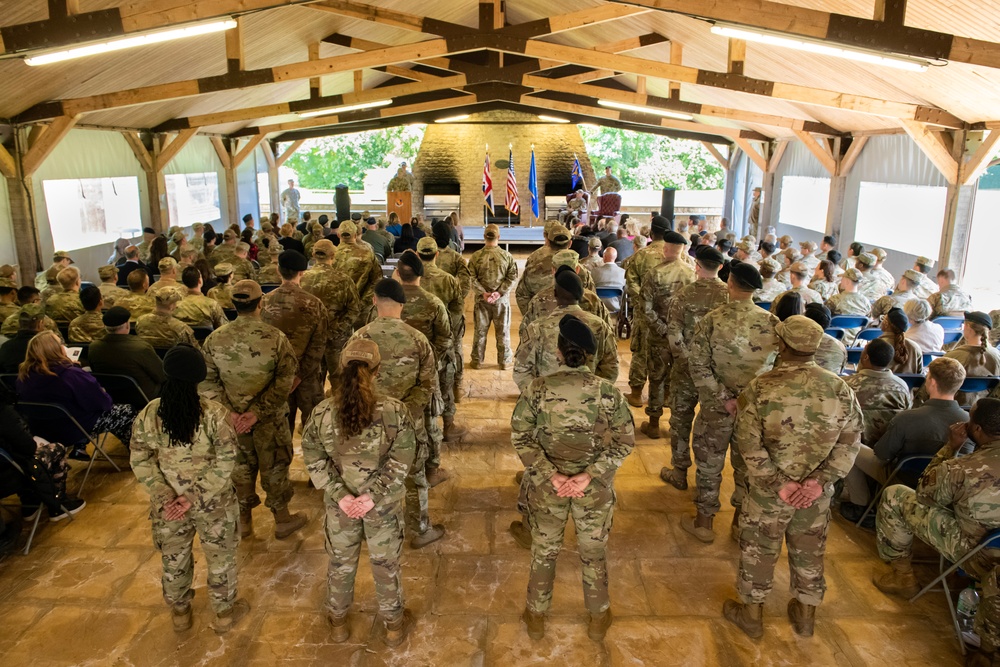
416, 237, 466, 405
301, 338, 417, 648
301, 239, 361, 378
723, 315, 862, 639
512, 315, 634, 642
467, 224, 518, 370
332, 220, 383, 328
131, 345, 250, 635
200, 279, 307, 541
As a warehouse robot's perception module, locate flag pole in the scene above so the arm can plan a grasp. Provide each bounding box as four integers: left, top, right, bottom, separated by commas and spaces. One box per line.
484, 143, 488, 228
507, 143, 512, 229
530, 143, 535, 227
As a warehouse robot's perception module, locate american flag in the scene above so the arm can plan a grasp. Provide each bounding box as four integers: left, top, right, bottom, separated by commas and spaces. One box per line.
482, 148, 494, 215
505, 146, 519, 215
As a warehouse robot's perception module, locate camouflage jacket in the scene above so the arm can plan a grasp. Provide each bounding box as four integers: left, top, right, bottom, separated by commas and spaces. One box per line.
208, 244, 236, 269
641, 258, 696, 339
435, 246, 472, 298
1, 312, 59, 337
624, 240, 666, 304
513, 304, 619, 392
257, 263, 282, 285
67, 312, 107, 343
349, 316, 438, 420
844, 368, 913, 445
262, 283, 329, 377
689, 299, 780, 406
735, 360, 863, 492
174, 291, 227, 329
754, 279, 786, 304
146, 279, 186, 302
858, 274, 887, 301
468, 246, 518, 298
0, 302, 18, 324
44, 291, 84, 324
912, 272, 938, 300
929, 285, 974, 318
420, 264, 464, 337
515, 246, 555, 313
773, 334, 847, 375
520, 286, 610, 338
135, 313, 198, 349
301, 263, 362, 350
511, 366, 634, 486
827, 291, 872, 317
809, 279, 839, 302
130, 398, 237, 512
332, 243, 382, 300
98, 282, 130, 307
666, 277, 729, 359
207, 284, 234, 310
398, 284, 452, 366
201, 315, 298, 422
301, 397, 416, 509
230, 258, 256, 283
870, 266, 896, 294
918, 438, 1000, 545
872, 290, 916, 320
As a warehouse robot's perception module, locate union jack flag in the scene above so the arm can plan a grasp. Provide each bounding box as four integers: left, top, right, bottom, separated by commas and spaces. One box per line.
482, 148, 494, 215
505, 146, 519, 215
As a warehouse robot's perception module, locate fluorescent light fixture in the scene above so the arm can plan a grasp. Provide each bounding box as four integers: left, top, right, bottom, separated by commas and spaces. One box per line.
537, 115, 570, 123
710, 25, 929, 72
297, 99, 392, 118
597, 99, 694, 121
24, 20, 238, 66
435, 115, 470, 123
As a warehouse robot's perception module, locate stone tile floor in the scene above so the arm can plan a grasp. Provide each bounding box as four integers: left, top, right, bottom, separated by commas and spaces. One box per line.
0, 257, 968, 666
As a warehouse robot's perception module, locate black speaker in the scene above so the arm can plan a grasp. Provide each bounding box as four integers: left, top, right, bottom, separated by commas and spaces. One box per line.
334, 184, 351, 223
660, 188, 676, 226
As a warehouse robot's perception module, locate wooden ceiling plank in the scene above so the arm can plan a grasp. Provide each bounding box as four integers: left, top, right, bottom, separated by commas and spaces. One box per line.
22, 115, 79, 177
899, 119, 959, 184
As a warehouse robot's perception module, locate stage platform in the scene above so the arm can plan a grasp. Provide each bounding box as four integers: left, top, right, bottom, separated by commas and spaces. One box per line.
462, 225, 545, 249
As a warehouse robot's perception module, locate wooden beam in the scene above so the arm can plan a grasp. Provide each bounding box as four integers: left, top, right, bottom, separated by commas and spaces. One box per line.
669, 41, 683, 98
155, 128, 198, 172
307, 0, 471, 35
900, 119, 959, 184
503, 5, 649, 38
308, 43, 322, 99
21, 115, 78, 177
767, 139, 789, 174
233, 134, 266, 168
593, 33, 669, 54
275, 140, 305, 167
381, 65, 440, 82
121, 131, 153, 173
960, 130, 1000, 185
0, 144, 16, 179
793, 129, 838, 176
838, 135, 869, 176
480, 0, 504, 30
260, 140, 276, 170
555, 70, 617, 84
635, 76, 647, 95
225, 16, 244, 73
727, 38, 746, 75
873, 0, 907, 24
354, 70, 364, 93
701, 141, 729, 169
210, 136, 232, 170
733, 137, 768, 171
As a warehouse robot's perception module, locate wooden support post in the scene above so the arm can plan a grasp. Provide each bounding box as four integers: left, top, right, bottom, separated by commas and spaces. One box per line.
727, 38, 746, 75
122, 131, 162, 233
939, 129, 975, 278
354, 69, 363, 93
262, 141, 280, 219
309, 43, 322, 99
701, 141, 729, 170
5, 141, 42, 283
668, 41, 682, 99
225, 16, 245, 73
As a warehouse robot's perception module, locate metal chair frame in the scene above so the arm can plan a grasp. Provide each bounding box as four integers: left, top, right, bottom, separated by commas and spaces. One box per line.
855, 454, 935, 528
0, 448, 74, 555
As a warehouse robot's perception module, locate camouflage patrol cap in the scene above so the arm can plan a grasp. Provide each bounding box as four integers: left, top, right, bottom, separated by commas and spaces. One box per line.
775, 314, 824, 354
171, 231, 185, 244
158, 257, 178, 273
97, 265, 117, 280
916, 255, 935, 268
231, 280, 262, 302
588, 236, 603, 249
843, 267, 863, 282
153, 289, 183, 306
18, 303, 44, 321
416, 237, 438, 256
341, 338, 381, 370
871, 248, 887, 261
552, 249, 579, 269
902, 269, 923, 284
339, 221, 358, 238
223, 229, 237, 241
544, 220, 566, 241
778, 235, 793, 244
760, 257, 781, 273
261, 222, 274, 232
167, 226, 182, 237
214, 262, 234, 277
551, 232, 571, 247
736, 240, 755, 254
53, 250, 74, 263
235, 242, 251, 254
742, 235, 757, 245
783, 248, 802, 262
789, 261, 809, 275
856, 253, 876, 267
312, 239, 335, 258
0, 276, 15, 289
484, 224, 500, 240
309, 221, 323, 233
268, 241, 282, 256
799, 240, 817, 252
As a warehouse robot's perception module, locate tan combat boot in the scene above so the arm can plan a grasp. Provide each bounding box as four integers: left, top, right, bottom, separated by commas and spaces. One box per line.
442, 416, 468, 443
639, 418, 661, 440
722, 600, 763, 639
588, 608, 613, 641
508, 520, 532, 549
410, 523, 445, 549
384, 609, 414, 648
328, 611, 349, 643
873, 558, 920, 598
787, 598, 815, 637
273, 508, 307, 539
171, 602, 192, 632
626, 386, 644, 408
426, 466, 451, 488
680, 513, 715, 543
239, 509, 253, 539
211, 599, 251, 635
659, 466, 688, 490
522, 608, 545, 640
515, 470, 525, 486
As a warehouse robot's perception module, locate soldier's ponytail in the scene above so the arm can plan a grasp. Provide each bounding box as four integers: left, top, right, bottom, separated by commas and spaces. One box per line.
970, 322, 990, 357
883, 321, 909, 366
336, 360, 377, 438
557, 336, 589, 368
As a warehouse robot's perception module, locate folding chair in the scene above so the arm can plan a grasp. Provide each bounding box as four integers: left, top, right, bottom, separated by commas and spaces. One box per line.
261, 284, 280, 294
942, 331, 964, 346
830, 315, 870, 330
596, 287, 623, 314
933, 316, 964, 331
923, 351, 945, 367
223, 308, 237, 321
0, 448, 74, 555
90, 373, 150, 412
0, 373, 16, 392
910, 528, 1000, 655
855, 328, 882, 343
755, 301, 771, 311
825, 328, 846, 341
16, 402, 122, 493
382, 266, 395, 279
855, 455, 934, 528
895, 373, 927, 390
846, 348, 863, 366
191, 326, 214, 342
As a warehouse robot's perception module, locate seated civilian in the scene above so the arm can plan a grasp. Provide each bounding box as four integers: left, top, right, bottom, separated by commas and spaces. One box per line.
16, 331, 137, 456
88, 306, 165, 401
903, 299, 944, 353
116, 245, 149, 286
393, 223, 418, 255
0, 304, 46, 373
135, 291, 198, 349
609, 226, 634, 262
67, 285, 107, 343
878, 307, 923, 375
843, 339, 913, 446
591, 248, 627, 313
173, 266, 226, 330
840, 357, 968, 515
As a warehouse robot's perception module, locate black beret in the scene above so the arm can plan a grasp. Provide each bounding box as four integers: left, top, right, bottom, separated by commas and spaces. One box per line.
651, 215, 671, 232
242, 213, 253, 223
102, 306, 130, 327
143, 227, 156, 234
554, 268, 584, 301
804, 302, 832, 329
397, 250, 424, 278
729, 262, 763, 290
278, 250, 308, 271
965, 311, 993, 329
350, 212, 362, 221
374, 278, 406, 304
663, 230, 688, 245
694, 245, 725, 265
318, 214, 329, 224
163, 344, 207, 383
558, 315, 597, 354
886, 307, 909, 332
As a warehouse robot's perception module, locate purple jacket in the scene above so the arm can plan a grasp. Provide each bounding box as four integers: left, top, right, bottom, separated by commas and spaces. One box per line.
16, 364, 112, 444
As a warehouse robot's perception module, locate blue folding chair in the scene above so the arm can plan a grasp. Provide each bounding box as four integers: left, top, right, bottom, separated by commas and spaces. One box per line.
755, 301, 771, 311
942, 331, 964, 346
846, 348, 863, 366
933, 316, 964, 331
855, 328, 882, 343
895, 373, 927, 390
960, 377, 1000, 394
830, 315, 869, 330
595, 286, 624, 312
923, 351, 945, 367
825, 328, 846, 341
856, 455, 934, 528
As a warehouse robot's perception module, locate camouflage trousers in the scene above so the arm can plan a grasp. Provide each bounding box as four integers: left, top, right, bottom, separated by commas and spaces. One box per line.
976, 567, 1000, 652
526, 471, 615, 614
233, 420, 294, 514
324, 499, 405, 622
627, 319, 648, 391
404, 432, 431, 535
644, 343, 673, 419
692, 401, 747, 517
438, 356, 457, 420
424, 403, 444, 472
452, 318, 465, 392
151, 492, 240, 614
876, 484, 976, 565
472, 296, 512, 366
287, 371, 324, 433
737, 483, 831, 606
667, 358, 698, 472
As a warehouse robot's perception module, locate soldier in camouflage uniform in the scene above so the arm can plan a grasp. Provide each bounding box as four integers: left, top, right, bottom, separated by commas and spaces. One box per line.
68, 285, 108, 343
147, 257, 186, 302
869, 248, 896, 296
512, 316, 634, 641
909, 255, 938, 300
640, 231, 696, 438
44, 267, 84, 324
755, 258, 787, 304
256, 243, 282, 285
131, 345, 249, 634
0, 271, 19, 324
770, 262, 823, 315
795, 303, 848, 375
928, 268, 973, 317
468, 225, 518, 369
874, 399, 1000, 604
208, 263, 235, 309
200, 279, 307, 540
302, 222, 326, 259
230, 243, 257, 283
684, 263, 780, 544
136, 290, 199, 349
261, 250, 329, 431
519, 249, 610, 339
2, 294, 61, 338
843, 339, 913, 446
386, 166, 412, 192
302, 240, 361, 380
871, 270, 919, 320
854, 253, 885, 301
417, 237, 466, 405
332, 221, 383, 327
622, 217, 671, 407
515, 221, 569, 315
827, 267, 872, 341
174, 266, 227, 330
593, 166, 622, 196
97, 265, 129, 307
659, 245, 729, 490
428, 222, 472, 398
301, 338, 416, 647
723, 316, 862, 639
208, 229, 238, 269
348, 278, 445, 549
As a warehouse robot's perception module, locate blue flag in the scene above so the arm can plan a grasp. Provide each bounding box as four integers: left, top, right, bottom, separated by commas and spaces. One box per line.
571, 156, 583, 190
528, 147, 539, 218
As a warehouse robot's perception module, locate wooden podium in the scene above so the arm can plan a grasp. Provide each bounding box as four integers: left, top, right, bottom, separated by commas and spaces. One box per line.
387, 191, 412, 224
